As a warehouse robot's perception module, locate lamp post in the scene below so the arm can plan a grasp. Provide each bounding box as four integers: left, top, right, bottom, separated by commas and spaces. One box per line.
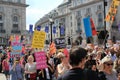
49, 17, 54, 43
104, 0, 107, 30
104, 0, 107, 48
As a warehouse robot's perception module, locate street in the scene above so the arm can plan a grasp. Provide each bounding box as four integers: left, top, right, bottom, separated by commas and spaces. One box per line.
0, 73, 6, 80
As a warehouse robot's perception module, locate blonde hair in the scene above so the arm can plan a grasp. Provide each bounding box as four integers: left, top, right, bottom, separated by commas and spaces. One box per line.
27, 55, 34, 62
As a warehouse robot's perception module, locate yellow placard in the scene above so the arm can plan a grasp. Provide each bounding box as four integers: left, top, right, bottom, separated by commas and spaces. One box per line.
32, 31, 46, 49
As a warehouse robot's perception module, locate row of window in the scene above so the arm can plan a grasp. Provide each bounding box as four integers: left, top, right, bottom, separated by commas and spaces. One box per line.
0, 0, 21, 3
76, 13, 103, 31
0, 14, 19, 30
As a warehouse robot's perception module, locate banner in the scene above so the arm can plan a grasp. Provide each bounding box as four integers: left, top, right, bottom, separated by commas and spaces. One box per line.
45, 26, 49, 33
54, 38, 66, 49
60, 26, 65, 36
11, 35, 22, 58
35, 51, 47, 69
32, 31, 46, 48
105, 0, 120, 23
90, 18, 97, 36
36, 26, 41, 31
29, 24, 33, 33
83, 17, 92, 37
53, 26, 56, 34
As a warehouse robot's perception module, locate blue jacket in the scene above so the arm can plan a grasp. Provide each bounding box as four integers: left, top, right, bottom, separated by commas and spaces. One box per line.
10, 64, 24, 80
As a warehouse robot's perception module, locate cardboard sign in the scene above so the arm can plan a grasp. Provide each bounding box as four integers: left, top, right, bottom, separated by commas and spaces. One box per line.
10, 35, 22, 58
32, 31, 46, 48
54, 38, 66, 49
35, 51, 47, 69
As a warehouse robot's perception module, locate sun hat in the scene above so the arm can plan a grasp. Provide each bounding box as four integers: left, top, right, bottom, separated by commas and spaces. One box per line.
101, 55, 112, 64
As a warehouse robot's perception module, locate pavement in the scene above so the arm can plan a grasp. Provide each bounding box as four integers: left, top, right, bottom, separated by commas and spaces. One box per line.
0, 73, 7, 80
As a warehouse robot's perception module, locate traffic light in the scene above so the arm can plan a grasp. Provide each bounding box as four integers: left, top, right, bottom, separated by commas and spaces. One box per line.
68, 37, 71, 45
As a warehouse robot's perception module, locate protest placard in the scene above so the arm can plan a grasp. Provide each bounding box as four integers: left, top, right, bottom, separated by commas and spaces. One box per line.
32, 31, 46, 49
10, 35, 22, 58
35, 51, 47, 69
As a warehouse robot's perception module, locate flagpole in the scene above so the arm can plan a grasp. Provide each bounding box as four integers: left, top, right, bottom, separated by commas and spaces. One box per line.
104, 0, 107, 49
49, 17, 54, 43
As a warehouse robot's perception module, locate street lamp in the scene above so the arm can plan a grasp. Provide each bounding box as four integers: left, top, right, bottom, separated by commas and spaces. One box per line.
104, 0, 107, 30
104, 0, 108, 48
49, 17, 54, 43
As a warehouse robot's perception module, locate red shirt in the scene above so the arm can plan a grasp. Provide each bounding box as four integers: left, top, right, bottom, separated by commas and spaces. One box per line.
2, 60, 9, 71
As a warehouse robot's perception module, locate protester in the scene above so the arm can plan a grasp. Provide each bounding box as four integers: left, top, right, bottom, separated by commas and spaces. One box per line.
84, 59, 99, 80
57, 47, 87, 80
99, 55, 117, 80
25, 55, 36, 80
57, 52, 71, 77
115, 57, 120, 80
10, 57, 24, 80
0, 52, 3, 73
38, 54, 54, 80
2, 55, 10, 79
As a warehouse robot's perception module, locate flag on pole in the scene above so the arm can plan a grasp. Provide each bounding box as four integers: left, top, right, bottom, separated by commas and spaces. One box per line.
90, 18, 97, 36
45, 26, 49, 33
105, 0, 120, 23
83, 17, 92, 37
53, 26, 56, 34
29, 24, 33, 33
60, 26, 65, 36
36, 26, 41, 31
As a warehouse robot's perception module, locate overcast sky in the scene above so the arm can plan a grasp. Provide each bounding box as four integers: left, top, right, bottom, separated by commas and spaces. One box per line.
26, 0, 63, 30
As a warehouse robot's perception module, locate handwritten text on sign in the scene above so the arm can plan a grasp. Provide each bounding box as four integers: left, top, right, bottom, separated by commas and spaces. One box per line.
35, 51, 47, 69
10, 35, 22, 58
32, 31, 46, 48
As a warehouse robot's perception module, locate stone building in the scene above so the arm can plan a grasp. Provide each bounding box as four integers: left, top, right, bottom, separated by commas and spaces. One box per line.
0, 0, 28, 45
35, 0, 120, 45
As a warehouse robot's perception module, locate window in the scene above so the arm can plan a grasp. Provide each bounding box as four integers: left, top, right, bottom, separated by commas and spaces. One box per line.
12, 15, 19, 30
97, 5, 102, 10
79, 0, 83, 3
76, 11, 82, 32
13, 9, 18, 13
17, 0, 21, 3
13, 24, 18, 30
0, 15, 2, 21
13, 16, 18, 22
86, 8, 91, 13
0, 7, 3, 12
97, 13, 103, 29
77, 10, 81, 17
0, 23, 3, 30
0, 15, 3, 30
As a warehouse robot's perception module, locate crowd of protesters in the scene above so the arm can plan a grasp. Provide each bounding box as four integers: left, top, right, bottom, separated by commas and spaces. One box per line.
0, 39, 120, 80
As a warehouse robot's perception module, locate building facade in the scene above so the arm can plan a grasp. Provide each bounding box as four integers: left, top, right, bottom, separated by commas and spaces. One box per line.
35, 0, 120, 45
0, 0, 28, 45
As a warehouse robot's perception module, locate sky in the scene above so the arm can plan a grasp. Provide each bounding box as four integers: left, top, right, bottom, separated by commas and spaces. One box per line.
26, 0, 63, 30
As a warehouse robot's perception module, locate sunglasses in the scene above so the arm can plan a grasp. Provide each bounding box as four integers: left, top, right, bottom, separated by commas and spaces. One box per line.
106, 63, 113, 66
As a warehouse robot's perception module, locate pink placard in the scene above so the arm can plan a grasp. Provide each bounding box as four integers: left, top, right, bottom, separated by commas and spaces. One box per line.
35, 51, 47, 69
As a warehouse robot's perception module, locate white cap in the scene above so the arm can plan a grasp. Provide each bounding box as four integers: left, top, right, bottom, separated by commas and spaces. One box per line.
101, 55, 113, 64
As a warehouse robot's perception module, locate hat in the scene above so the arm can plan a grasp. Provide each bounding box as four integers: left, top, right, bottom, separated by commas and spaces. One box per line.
56, 52, 65, 58
97, 51, 103, 54
101, 55, 112, 64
